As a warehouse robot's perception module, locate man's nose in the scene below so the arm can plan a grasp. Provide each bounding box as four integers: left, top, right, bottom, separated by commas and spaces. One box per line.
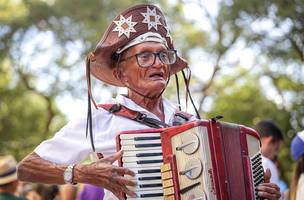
153, 55, 163, 67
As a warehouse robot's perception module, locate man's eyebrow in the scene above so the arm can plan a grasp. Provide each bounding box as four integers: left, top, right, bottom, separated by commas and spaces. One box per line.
135, 47, 167, 53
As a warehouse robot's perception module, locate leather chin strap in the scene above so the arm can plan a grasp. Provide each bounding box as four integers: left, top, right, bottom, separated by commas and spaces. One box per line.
86, 54, 97, 152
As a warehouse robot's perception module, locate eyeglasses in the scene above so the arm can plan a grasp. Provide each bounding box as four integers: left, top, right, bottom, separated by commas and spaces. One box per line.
119, 50, 177, 68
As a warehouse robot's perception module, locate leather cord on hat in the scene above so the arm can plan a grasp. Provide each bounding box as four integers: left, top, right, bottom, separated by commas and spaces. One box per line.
174, 73, 181, 111
181, 69, 201, 119
86, 54, 96, 152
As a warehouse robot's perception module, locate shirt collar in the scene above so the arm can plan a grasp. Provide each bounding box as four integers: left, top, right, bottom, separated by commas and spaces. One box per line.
114, 94, 177, 124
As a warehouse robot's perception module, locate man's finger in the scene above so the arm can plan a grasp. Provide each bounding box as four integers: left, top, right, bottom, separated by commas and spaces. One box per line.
114, 166, 136, 177
115, 176, 137, 187
103, 150, 123, 164
264, 168, 271, 183
119, 184, 137, 198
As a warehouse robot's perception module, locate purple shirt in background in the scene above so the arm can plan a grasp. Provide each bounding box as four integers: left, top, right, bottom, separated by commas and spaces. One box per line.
77, 184, 104, 200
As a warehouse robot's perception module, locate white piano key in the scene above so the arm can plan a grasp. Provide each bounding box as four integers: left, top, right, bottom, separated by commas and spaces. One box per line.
126, 167, 161, 174
121, 139, 161, 145
135, 179, 162, 185
123, 162, 163, 168
128, 186, 163, 192
122, 156, 163, 163
123, 149, 163, 157
121, 145, 161, 151
120, 133, 161, 140
126, 189, 163, 198
125, 172, 161, 179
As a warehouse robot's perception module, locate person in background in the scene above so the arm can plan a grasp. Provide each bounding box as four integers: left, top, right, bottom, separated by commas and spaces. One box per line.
59, 185, 77, 200
16, 182, 41, 200
0, 155, 26, 200
254, 119, 284, 185
287, 130, 304, 200
35, 184, 59, 200
77, 184, 104, 200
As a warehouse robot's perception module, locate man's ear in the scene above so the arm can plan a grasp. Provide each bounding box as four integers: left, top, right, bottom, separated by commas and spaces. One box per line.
113, 68, 122, 80
265, 136, 274, 144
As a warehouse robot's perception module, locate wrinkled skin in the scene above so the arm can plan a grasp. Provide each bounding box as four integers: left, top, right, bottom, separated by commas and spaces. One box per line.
18, 151, 136, 200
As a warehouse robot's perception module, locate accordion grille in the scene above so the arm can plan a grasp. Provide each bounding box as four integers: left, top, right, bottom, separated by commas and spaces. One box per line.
250, 152, 264, 200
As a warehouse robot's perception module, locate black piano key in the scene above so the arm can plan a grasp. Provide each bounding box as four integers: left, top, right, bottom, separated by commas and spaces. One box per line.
139, 183, 163, 188
138, 169, 161, 174
138, 176, 161, 181
140, 193, 163, 198
135, 143, 161, 148
137, 159, 163, 164
136, 152, 163, 157
134, 136, 161, 141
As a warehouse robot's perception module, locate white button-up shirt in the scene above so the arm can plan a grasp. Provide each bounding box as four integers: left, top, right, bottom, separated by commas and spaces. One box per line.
34, 94, 182, 200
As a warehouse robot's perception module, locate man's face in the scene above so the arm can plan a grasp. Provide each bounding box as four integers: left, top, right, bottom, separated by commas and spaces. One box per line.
261, 137, 282, 161
116, 42, 170, 98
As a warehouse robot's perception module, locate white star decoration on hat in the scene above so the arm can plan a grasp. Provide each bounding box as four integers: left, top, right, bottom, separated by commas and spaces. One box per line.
141, 7, 162, 30
113, 15, 137, 38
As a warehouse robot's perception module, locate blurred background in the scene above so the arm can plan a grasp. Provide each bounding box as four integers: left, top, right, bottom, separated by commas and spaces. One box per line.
0, 0, 303, 192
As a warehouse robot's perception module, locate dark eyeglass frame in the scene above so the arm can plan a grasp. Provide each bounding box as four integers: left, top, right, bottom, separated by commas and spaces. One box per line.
119, 49, 177, 68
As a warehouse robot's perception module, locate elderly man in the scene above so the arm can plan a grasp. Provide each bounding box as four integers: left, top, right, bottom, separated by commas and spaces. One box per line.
18, 4, 281, 200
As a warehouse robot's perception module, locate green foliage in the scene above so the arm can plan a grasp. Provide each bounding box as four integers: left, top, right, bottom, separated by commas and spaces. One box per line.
206, 72, 294, 183
206, 74, 289, 126
0, 64, 65, 160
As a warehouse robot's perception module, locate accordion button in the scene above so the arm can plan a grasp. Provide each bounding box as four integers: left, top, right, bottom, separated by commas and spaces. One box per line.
176, 133, 200, 155
180, 158, 203, 180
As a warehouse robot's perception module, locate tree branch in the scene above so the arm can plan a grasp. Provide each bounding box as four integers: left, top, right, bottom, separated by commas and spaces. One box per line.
13, 62, 55, 141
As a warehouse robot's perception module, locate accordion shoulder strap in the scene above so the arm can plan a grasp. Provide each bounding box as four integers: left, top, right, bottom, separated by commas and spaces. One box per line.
97, 103, 170, 128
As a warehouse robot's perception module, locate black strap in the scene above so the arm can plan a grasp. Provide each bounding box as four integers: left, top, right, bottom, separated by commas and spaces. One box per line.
175, 74, 181, 111
86, 56, 95, 152
181, 70, 201, 119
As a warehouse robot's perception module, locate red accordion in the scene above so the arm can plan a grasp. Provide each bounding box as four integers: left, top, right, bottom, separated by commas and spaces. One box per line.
116, 120, 264, 200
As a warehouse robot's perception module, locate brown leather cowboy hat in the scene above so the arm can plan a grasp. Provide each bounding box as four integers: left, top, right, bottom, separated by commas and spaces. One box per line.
87, 4, 188, 87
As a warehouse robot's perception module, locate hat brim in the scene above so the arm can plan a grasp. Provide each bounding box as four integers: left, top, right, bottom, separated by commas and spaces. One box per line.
0, 172, 17, 185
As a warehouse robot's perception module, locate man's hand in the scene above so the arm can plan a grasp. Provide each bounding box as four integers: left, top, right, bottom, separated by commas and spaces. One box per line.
75, 150, 136, 200
257, 169, 281, 200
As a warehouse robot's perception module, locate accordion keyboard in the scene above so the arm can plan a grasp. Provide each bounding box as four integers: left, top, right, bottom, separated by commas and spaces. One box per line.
119, 133, 164, 200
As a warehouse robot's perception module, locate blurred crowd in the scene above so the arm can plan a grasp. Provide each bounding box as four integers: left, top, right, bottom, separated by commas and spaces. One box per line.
0, 155, 104, 200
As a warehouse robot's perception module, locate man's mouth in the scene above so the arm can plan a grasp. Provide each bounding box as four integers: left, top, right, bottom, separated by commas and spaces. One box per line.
149, 72, 164, 79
